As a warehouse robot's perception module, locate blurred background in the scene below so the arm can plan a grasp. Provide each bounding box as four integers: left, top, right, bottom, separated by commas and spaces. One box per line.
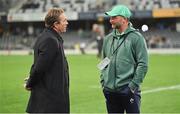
1, 0, 180, 113
0, 0, 180, 54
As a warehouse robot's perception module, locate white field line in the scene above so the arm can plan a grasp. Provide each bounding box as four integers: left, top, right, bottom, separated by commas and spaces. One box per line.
89, 84, 180, 95
142, 85, 180, 94
2, 49, 180, 55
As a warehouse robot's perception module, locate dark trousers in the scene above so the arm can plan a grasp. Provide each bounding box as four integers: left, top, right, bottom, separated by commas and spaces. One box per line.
103, 86, 141, 114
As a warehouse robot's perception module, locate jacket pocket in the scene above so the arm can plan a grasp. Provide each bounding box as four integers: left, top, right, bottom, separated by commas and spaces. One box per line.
100, 66, 110, 86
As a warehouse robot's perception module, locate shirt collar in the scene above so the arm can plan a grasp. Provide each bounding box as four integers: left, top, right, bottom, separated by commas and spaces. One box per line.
46, 27, 64, 43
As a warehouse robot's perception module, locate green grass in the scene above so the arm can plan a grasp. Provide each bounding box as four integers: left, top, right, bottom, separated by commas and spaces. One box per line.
0, 54, 180, 113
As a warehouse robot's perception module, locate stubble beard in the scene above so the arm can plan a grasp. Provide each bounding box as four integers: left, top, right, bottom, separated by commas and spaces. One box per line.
114, 22, 123, 29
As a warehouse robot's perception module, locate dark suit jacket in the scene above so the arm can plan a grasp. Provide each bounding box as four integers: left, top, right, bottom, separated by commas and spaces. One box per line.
26, 27, 69, 113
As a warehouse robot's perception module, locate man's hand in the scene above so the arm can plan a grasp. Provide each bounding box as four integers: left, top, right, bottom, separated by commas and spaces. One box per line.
24, 77, 32, 91
24, 83, 32, 91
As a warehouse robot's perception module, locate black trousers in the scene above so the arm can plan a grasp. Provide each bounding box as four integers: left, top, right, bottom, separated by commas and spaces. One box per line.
103, 86, 141, 114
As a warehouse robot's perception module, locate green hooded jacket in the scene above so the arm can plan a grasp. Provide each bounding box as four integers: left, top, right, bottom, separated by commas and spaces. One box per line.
101, 24, 148, 92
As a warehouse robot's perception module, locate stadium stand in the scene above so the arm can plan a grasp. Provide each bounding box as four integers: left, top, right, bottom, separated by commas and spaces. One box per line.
0, 0, 180, 51
141, 29, 180, 48
8, 0, 116, 13
130, 0, 180, 10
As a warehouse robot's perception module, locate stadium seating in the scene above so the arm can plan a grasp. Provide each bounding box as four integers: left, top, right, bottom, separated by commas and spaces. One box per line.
130, 0, 180, 11
142, 29, 180, 48
1, 0, 180, 50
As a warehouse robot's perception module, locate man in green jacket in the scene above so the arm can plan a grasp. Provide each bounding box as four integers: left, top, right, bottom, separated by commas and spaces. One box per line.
99, 5, 148, 113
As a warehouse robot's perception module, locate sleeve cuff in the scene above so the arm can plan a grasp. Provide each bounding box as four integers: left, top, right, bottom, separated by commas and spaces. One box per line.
128, 81, 139, 91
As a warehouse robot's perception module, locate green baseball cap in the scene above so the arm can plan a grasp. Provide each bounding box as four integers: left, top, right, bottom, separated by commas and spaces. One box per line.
105, 5, 132, 18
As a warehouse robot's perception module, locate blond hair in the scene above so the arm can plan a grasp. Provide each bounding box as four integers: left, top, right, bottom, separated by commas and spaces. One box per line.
45, 8, 64, 28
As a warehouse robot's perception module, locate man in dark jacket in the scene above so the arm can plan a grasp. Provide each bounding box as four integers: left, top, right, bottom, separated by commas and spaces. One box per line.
24, 8, 70, 113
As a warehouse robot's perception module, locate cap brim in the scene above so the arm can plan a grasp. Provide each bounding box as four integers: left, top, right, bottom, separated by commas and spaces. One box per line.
105, 11, 118, 17
105, 12, 109, 15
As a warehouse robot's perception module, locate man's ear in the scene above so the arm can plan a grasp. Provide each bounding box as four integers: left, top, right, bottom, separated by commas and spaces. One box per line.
53, 22, 59, 28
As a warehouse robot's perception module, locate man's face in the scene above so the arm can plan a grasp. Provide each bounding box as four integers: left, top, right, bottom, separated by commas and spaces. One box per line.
56, 13, 68, 33
109, 16, 127, 29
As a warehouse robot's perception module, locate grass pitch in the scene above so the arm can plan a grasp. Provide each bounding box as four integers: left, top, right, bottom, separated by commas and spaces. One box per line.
0, 54, 180, 113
